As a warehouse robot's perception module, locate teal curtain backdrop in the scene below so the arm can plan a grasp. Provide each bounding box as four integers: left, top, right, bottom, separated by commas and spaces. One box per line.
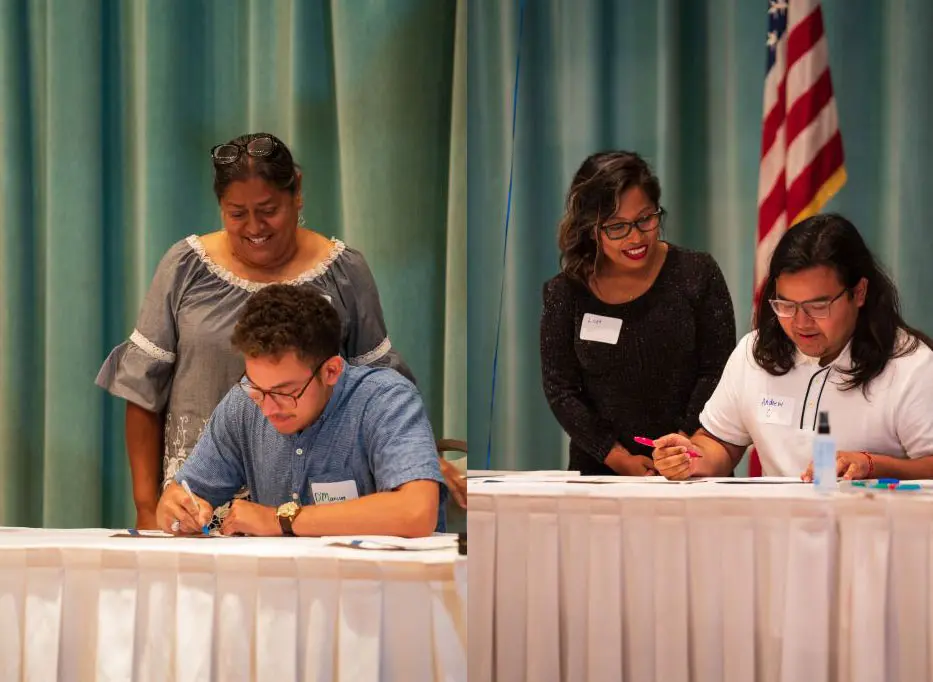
0, 0, 465, 527
468, 0, 933, 473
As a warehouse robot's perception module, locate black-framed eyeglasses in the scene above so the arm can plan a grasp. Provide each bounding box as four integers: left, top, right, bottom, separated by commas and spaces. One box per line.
237, 358, 329, 409
211, 136, 277, 165
598, 207, 666, 241
769, 288, 849, 319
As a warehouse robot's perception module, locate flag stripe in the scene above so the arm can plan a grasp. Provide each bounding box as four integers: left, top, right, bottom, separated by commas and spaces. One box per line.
762, 46, 787, 122
785, 67, 833, 147
786, 34, 829, 104
754, 212, 788, 289
758, 124, 785, 210
786, 5, 824, 69
787, 131, 845, 221
758, 168, 786, 242
760, 81, 787, 164
786, 95, 840, 181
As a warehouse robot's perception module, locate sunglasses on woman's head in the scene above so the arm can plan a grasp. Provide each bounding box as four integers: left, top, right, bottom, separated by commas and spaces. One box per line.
211, 136, 277, 165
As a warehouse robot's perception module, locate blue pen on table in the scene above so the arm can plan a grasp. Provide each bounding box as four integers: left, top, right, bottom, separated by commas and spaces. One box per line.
872, 478, 901, 490
853, 479, 922, 491
181, 480, 211, 536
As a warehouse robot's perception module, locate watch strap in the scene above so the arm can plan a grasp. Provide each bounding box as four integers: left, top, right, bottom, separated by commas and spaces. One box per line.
278, 513, 295, 536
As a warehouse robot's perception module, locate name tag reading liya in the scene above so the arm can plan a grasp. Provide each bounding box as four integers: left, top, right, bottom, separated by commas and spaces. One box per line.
579, 313, 622, 345
310, 480, 360, 505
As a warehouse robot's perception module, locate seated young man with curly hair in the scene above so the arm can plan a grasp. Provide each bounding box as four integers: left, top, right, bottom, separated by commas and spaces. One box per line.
156, 284, 446, 537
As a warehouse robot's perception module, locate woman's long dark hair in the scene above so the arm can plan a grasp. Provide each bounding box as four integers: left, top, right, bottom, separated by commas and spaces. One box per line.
753, 213, 932, 393
558, 151, 661, 286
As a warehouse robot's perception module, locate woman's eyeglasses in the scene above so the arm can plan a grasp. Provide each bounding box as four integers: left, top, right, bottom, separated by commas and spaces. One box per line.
599, 208, 665, 241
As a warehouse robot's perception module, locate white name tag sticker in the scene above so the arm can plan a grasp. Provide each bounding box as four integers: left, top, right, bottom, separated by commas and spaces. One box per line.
757, 394, 796, 426
310, 480, 359, 505
579, 313, 622, 345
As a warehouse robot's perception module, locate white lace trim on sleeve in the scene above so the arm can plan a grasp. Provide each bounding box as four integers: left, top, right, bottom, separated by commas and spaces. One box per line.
130, 329, 177, 363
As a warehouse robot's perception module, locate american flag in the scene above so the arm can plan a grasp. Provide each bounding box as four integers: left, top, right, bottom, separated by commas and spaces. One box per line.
750, 0, 846, 477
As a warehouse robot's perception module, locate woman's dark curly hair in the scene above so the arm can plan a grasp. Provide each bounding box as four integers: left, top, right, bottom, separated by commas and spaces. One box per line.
558, 151, 661, 285
753, 213, 932, 393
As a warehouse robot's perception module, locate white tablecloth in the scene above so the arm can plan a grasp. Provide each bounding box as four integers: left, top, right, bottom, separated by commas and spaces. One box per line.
469, 476, 933, 682
0, 528, 466, 682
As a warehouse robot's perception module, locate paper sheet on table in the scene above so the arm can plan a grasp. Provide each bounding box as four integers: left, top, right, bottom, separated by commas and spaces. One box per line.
323, 535, 458, 551
469, 476, 583, 484
110, 529, 233, 538
470, 475, 700, 484
467, 470, 580, 479
570, 476, 701, 484
702, 476, 805, 484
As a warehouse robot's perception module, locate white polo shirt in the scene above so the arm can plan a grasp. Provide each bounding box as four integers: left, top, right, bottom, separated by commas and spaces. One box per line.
699, 331, 933, 476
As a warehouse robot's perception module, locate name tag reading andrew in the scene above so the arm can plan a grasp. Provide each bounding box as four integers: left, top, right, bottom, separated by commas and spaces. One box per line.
579, 313, 622, 345
310, 480, 360, 505
757, 394, 796, 426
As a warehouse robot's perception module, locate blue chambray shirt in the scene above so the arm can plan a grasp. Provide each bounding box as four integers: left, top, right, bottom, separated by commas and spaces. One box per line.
175, 365, 447, 531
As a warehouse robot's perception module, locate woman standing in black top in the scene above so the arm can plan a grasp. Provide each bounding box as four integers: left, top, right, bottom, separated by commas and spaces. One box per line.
540, 151, 736, 476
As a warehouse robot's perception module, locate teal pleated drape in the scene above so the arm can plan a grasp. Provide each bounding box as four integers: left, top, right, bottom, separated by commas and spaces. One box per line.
468, 0, 933, 473
0, 0, 465, 528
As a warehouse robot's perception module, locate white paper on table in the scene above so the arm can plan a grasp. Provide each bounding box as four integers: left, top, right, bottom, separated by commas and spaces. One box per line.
897, 479, 933, 487
323, 535, 458, 551
469, 477, 580, 484
702, 477, 806, 484
470, 475, 704, 485
110, 530, 235, 538
571, 476, 703, 484
467, 470, 580, 479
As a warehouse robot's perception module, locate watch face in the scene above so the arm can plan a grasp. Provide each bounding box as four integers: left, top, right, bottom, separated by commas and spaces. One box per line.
278, 501, 299, 518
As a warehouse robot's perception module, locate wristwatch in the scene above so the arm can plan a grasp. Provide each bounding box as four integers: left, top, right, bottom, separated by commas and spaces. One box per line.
276, 501, 301, 536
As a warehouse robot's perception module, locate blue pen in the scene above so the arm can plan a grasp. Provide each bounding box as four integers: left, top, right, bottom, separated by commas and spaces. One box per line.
181, 480, 211, 535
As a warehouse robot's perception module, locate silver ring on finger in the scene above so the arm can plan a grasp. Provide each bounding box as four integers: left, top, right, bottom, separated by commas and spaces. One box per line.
171, 519, 181, 532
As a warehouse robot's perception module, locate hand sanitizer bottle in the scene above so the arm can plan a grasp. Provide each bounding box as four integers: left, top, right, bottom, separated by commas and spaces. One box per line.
812, 411, 837, 492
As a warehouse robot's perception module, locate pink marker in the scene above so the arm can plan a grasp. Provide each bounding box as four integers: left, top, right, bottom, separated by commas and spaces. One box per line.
634, 436, 702, 458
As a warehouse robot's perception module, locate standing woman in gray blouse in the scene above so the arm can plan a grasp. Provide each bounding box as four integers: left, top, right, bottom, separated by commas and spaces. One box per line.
98, 132, 427, 529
